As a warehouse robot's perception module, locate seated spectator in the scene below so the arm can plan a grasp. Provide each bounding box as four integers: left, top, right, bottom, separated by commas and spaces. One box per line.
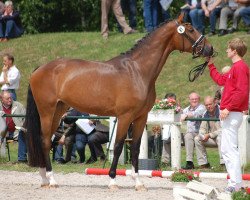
218, 0, 246, 36
0, 53, 20, 101
201, 0, 225, 36
87, 119, 109, 163
239, 0, 250, 34
181, 92, 206, 169
188, 0, 205, 34
194, 96, 224, 168
51, 119, 77, 164
63, 108, 109, 164
0, 1, 24, 42
0, 90, 26, 163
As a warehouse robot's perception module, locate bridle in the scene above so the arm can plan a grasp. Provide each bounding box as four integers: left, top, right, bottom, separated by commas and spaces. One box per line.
174, 21, 217, 82
175, 20, 205, 59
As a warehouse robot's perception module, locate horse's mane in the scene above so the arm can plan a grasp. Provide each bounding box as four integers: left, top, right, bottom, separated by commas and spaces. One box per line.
121, 19, 173, 56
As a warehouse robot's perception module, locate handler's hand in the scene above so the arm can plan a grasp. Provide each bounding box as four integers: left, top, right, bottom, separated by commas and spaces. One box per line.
0, 111, 5, 117
220, 109, 229, 120
202, 133, 210, 142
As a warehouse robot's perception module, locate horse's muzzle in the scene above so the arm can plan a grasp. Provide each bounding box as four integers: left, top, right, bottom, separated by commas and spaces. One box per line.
203, 45, 214, 57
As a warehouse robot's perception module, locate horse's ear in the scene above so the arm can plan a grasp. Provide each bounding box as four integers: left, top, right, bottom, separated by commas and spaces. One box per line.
177, 12, 185, 24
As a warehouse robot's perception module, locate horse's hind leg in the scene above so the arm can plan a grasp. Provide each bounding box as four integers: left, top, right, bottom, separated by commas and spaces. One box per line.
130, 114, 148, 191
108, 116, 131, 190
40, 102, 68, 187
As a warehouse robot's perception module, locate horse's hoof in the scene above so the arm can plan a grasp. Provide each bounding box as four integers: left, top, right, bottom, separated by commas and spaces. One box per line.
135, 184, 148, 191
41, 184, 50, 188
109, 184, 119, 190
49, 184, 59, 188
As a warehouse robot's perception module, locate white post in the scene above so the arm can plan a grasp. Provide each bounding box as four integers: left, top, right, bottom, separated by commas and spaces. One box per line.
238, 115, 250, 167
171, 124, 181, 170
139, 128, 148, 159
108, 117, 126, 164
108, 117, 117, 162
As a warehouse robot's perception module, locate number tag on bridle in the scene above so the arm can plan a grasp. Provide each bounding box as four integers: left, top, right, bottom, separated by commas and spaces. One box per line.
177, 25, 185, 34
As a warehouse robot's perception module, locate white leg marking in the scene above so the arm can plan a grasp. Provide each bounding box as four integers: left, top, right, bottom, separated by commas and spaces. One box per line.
39, 168, 49, 187
46, 171, 58, 187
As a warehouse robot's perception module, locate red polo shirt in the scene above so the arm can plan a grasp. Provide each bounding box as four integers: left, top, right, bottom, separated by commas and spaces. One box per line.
208, 60, 249, 112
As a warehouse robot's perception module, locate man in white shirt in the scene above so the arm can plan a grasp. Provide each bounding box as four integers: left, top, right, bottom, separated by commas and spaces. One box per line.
181, 92, 206, 169
0, 53, 20, 100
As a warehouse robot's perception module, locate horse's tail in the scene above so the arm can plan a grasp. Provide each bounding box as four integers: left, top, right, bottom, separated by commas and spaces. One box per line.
26, 85, 46, 167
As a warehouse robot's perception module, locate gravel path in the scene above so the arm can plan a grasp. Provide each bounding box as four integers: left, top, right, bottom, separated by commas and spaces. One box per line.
0, 170, 248, 200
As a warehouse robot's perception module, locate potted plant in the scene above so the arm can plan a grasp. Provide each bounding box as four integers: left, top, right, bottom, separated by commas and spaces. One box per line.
171, 169, 200, 199
232, 187, 250, 200
148, 98, 181, 123
171, 169, 199, 183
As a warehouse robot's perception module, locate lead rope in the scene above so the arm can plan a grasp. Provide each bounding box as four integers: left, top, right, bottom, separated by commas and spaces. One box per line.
188, 51, 218, 82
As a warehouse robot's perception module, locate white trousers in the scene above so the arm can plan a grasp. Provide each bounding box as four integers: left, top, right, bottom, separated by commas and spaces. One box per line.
221, 112, 243, 189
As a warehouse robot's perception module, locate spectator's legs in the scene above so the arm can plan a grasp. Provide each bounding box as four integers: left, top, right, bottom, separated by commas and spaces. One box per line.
194, 136, 208, 166
151, 0, 158, 30
0, 21, 4, 38
190, 9, 205, 34
88, 131, 109, 160
75, 133, 88, 163
128, 0, 137, 29
219, 6, 233, 31
64, 134, 75, 162
184, 132, 197, 162
239, 6, 250, 26
143, 0, 154, 32
189, 9, 199, 31
17, 130, 27, 161
232, 6, 245, 30
5, 20, 23, 38
209, 7, 221, 33
161, 140, 171, 164
221, 112, 243, 190
197, 9, 205, 34
112, 0, 132, 34
54, 144, 64, 161
101, 0, 112, 37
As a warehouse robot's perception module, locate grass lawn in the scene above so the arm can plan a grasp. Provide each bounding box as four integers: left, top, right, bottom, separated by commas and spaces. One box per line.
1, 140, 249, 174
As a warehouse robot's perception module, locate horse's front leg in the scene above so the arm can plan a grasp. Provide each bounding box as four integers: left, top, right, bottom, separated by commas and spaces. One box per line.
108, 117, 130, 190
131, 115, 148, 191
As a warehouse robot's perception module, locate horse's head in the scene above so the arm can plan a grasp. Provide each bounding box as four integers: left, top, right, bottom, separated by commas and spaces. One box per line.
173, 13, 213, 58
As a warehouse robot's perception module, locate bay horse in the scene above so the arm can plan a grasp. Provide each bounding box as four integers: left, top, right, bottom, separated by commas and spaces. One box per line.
25, 14, 213, 190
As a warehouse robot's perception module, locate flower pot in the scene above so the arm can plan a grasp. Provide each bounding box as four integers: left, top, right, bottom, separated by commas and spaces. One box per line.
172, 182, 187, 200
148, 109, 180, 123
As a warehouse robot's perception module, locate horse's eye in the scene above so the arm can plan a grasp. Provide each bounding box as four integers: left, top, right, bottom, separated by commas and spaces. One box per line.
189, 29, 194, 33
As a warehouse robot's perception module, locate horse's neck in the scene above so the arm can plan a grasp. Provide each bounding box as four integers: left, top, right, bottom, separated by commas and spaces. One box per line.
129, 28, 175, 82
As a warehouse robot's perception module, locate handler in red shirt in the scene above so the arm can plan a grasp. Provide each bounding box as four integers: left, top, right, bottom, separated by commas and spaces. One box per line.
207, 38, 249, 193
